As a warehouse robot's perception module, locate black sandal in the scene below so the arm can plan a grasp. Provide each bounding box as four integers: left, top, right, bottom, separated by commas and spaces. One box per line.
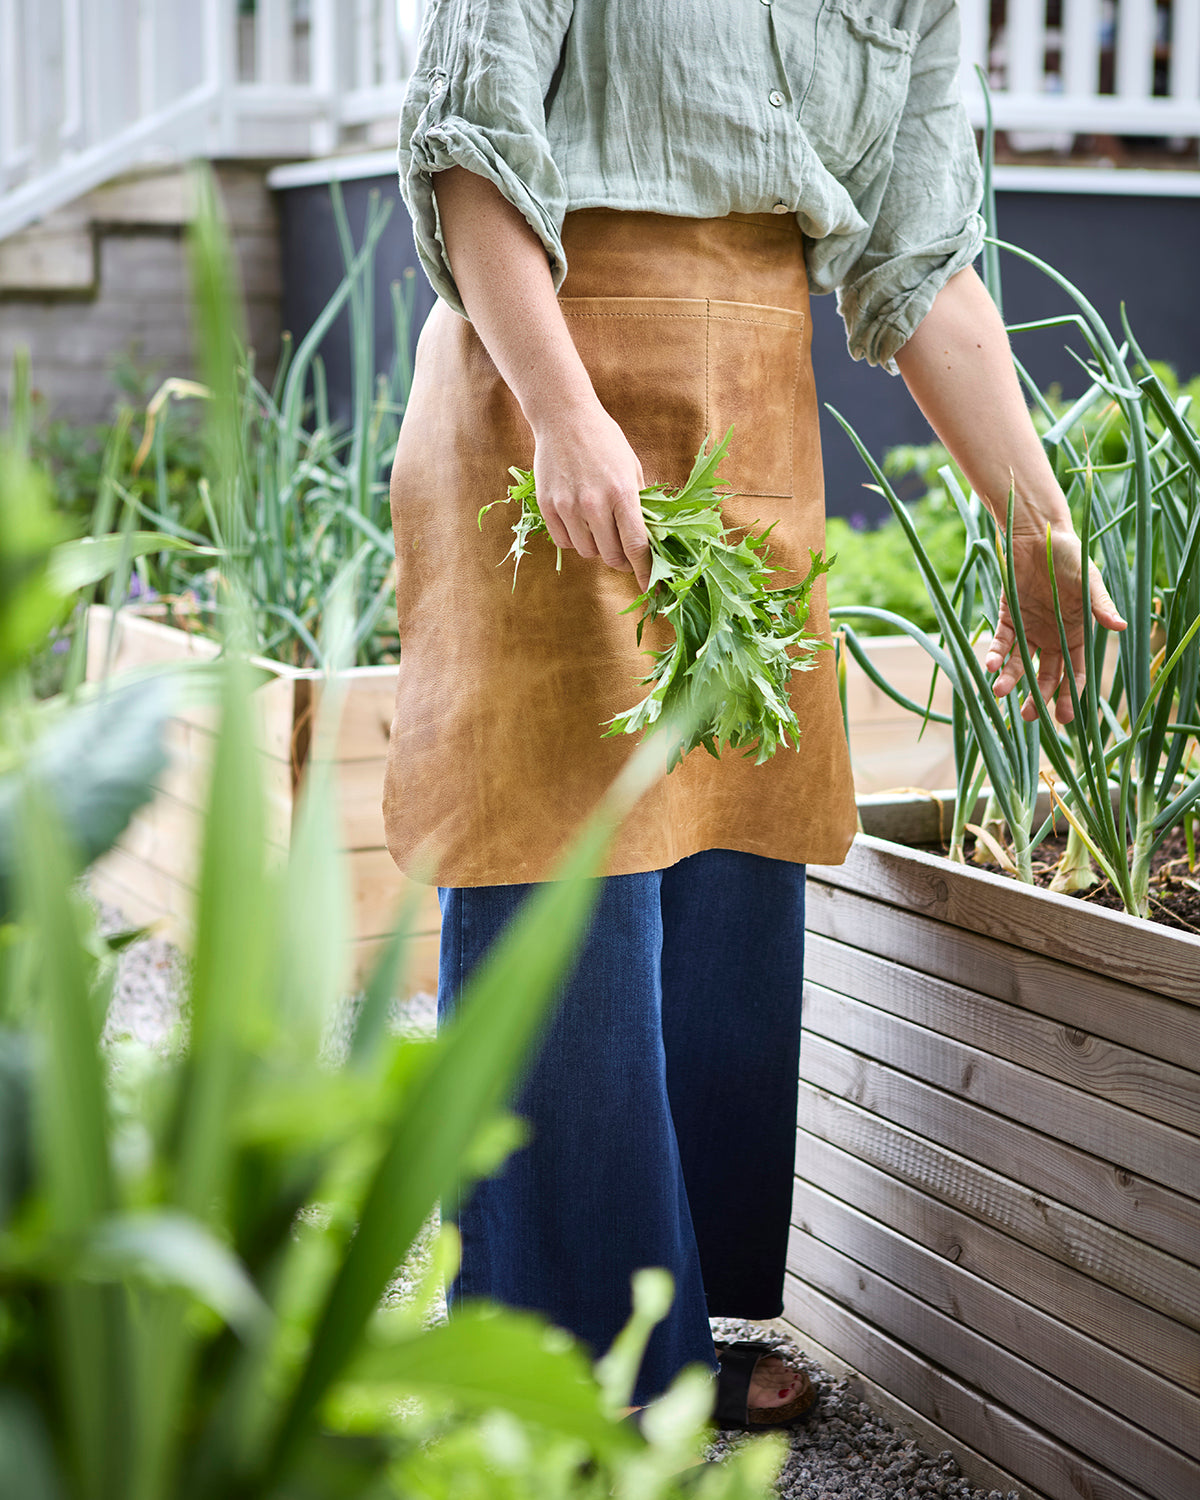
712, 1340, 818, 1429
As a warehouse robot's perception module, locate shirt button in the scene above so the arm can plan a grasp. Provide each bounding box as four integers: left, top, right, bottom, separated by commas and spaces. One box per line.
768, 90, 786, 108
771, 202, 789, 214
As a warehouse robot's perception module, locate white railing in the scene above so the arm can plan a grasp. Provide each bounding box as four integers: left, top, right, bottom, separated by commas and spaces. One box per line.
2, 0, 1199, 244
959, 0, 1200, 137
0, 0, 422, 240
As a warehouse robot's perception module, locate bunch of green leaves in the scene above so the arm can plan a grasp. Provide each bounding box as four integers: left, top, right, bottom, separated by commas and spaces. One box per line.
102, 174, 414, 669
486, 429, 831, 770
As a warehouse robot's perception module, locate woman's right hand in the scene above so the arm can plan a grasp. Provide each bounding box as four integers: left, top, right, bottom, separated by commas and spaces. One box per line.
532, 400, 652, 592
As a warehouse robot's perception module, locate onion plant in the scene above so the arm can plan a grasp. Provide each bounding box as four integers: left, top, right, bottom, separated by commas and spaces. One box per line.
989, 253, 1200, 918
831, 251, 1200, 918
116, 172, 413, 669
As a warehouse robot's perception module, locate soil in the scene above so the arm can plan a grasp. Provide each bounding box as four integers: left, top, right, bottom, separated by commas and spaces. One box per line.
931, 825, 1200, 936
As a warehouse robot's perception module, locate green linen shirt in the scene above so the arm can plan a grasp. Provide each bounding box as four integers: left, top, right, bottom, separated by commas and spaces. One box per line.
398, 0, 985, 370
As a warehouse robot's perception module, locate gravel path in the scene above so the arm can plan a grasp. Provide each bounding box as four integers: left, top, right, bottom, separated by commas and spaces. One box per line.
93, 896, 1023, 1500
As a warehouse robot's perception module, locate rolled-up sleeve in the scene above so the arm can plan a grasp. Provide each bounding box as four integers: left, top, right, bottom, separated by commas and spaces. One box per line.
837, 0, 985, 371
398, 0, 574, 315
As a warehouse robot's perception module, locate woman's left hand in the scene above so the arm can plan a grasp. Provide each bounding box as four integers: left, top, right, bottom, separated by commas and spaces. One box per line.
984, 523, 1126, 724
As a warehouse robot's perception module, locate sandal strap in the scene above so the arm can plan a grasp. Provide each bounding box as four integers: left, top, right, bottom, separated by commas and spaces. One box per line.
712, 1339, 778, 1426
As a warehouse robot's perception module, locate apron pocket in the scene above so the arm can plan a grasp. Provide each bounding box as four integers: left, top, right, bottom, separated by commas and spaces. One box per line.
560, 296, 804, 499
706, 300, 805, 499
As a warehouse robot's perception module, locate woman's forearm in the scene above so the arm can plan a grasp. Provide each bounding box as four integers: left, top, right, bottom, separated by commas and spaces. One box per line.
432, 166, 650, 585
894, 266, 1072, 535
433, 166, 594, 430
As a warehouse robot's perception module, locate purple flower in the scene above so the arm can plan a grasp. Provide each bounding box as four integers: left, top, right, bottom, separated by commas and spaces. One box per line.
849, 511, 868, 532
51, 636, 70, 654
126, 573, 158, 603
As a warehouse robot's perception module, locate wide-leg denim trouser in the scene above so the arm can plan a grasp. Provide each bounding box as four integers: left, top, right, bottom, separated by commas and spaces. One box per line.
437, 847, 806, 1406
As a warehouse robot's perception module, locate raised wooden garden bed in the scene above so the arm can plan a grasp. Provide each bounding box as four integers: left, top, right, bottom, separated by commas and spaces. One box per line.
787, 793, 1200, 1500
85, 604, 441, 992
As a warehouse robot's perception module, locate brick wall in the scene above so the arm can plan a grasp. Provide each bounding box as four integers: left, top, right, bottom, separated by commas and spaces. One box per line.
0, 164, 281, 427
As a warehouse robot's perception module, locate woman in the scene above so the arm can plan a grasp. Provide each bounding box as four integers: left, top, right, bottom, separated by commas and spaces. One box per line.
383, 0, 1123, 1423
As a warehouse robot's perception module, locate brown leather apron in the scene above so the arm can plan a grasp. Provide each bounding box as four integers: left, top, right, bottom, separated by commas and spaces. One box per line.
383, 209, 857, 887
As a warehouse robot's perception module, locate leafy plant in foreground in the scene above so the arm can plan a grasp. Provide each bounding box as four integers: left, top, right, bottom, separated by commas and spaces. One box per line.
485, 428, 831, 769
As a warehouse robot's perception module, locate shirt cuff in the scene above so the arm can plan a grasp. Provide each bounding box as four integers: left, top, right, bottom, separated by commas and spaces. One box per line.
402, 115, 568, 318
839, 211, 987, 373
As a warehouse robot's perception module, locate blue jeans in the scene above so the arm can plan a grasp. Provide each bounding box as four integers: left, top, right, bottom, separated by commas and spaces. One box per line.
437, 847, 806, 1405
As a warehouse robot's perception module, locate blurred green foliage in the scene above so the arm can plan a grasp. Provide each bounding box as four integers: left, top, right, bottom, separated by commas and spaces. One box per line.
0, 165, 785, 1500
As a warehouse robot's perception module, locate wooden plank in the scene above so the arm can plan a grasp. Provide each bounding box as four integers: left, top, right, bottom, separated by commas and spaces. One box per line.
783, 1273, 1155, 1500
347, 847, 441, 943
808, 836, 1200, 1006
846, 731, 958, 798
771, 1319, 1047, 1500
806, 930, 1200, 1137
786, 1230, 1197, 1500
804, 879, 1200, 1072
322, 665, 397, 762
796, 1129, 1200, 1399
791, 1177, 1200, 1460
159, 718, 294, 810
840, 635, 950, 723
803, 982, 1200, 1200
89, 844, 193, 946
795, 1076, 1200, 1331
86, 605, 298, 763
350, 927, 440, 996
333, 757, 389, 850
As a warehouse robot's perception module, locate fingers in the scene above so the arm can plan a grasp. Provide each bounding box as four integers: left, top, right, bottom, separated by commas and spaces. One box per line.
613, 491, 652, 593
988, 594, 1080, 724
986, 598, 1023, 697
1089, 562, 1126, 632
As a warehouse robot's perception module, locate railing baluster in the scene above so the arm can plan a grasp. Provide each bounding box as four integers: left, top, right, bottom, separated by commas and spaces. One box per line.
1009, 0, 1048, 96
308, 0, 336, 155
1116, 0, 1158, 99
258, 0, 291, 85
957, 0, 988, 99
0, 0, 23, 188
60, 0, 83, 147
380, 0, 399, 87
1062, 0, 1102, 98
1170, 0, 1200, 104
356, 0, 374, 90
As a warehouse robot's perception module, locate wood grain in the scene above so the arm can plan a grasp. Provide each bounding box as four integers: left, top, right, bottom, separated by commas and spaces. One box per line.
795, 1128, 1200, 1399
796, 1062, 1200, 1325
808, 836, 1200, 1005
350, 928, 440, 995
332, 757, 390, 851
786, 1230, 1198, 1500
347, 848, 441, 944
806, 931, 1200, 1137
783, 1273, 1155, 1500
803, 982, 1200, 1200
791, 1176, 1200, 1458
773, 1319, 1047, 1500
804, 879, 1200, 1071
